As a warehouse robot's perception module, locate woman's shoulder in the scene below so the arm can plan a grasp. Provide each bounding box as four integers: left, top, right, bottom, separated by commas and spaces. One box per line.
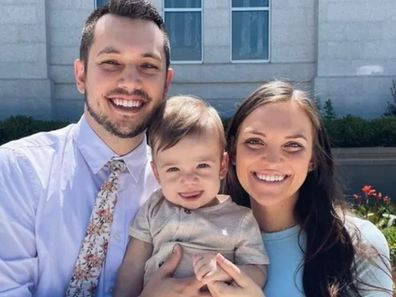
345, 215, 389, 254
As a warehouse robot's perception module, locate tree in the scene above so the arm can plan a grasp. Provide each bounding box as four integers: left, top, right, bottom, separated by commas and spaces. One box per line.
384, 79, 396, 116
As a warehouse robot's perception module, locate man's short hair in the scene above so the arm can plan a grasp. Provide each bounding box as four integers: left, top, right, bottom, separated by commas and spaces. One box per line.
80, 0, 170, 70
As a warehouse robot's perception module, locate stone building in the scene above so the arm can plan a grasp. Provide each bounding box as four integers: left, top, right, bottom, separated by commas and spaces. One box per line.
1, 0, 395, 120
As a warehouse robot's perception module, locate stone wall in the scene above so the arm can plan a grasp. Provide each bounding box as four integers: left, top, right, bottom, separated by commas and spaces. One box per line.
155, 0, 316, 118
47, 0, 92, 120
0, 0, 396, 120
315, 0, 396, 118
0, 0, 52, 119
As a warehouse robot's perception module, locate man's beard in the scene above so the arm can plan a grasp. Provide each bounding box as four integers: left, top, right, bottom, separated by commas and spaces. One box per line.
85, 90, 163, 139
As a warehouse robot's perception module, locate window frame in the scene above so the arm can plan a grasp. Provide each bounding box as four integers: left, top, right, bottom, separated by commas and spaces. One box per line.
163, 1, 204, 64
230, 0, 271, 63
95, 0, 107, 8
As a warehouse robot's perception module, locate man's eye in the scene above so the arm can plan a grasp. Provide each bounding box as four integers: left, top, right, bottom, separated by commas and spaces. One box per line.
102, 60, 120, 66
100, 60, 121, 70
197, 163, 210, 169
141, 63, 158, 70
166, 167, 179, 173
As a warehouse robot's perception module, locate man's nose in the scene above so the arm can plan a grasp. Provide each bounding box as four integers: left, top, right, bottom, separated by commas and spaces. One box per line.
118, 65, 141, 90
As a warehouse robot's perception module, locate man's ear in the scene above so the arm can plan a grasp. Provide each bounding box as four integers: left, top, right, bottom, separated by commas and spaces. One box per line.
74, 59, 86, 94
164, 67, 174, 96
219, 152, 229, 180
150, 161, 161, 184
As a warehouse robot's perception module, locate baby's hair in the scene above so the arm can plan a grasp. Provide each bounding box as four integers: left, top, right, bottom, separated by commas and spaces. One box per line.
148, 95, 226, 157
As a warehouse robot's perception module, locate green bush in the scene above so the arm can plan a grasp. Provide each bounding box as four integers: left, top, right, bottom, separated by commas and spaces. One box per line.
381, 226, 396, 274
324, 116, 396, 147
351, 184, 396, 274
370, 117, 396, 146
223, 114, 396, 147
0, 116, 69, 145
2, 114, 396, 148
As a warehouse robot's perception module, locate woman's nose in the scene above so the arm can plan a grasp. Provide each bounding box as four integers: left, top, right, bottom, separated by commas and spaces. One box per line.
263, 147, 281, 163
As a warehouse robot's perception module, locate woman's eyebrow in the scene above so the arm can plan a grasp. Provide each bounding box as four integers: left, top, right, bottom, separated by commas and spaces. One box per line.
285, 133, 308, 141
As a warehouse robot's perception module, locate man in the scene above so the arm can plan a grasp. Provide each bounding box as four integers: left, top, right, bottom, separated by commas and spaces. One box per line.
0, 1, 181, 296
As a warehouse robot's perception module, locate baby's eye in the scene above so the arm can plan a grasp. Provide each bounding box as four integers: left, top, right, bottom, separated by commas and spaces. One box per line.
166, 167, 179, 173
197, 163, 210, 169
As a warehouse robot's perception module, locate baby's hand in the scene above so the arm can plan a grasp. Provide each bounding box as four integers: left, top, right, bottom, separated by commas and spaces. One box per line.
192, 254, 232, 285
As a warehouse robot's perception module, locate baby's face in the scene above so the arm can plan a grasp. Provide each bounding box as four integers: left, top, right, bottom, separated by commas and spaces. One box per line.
152, 133, 228, 210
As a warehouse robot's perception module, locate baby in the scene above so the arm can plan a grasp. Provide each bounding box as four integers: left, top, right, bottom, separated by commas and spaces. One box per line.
114, 96, 268, 296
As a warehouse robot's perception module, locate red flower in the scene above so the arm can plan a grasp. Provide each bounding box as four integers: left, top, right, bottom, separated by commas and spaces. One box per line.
362, 185, 373, 194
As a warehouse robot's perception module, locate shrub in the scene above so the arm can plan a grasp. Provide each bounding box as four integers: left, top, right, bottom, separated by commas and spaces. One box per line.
350, 185, 396, 276
0, 116, 69, 145
351, 185, 394, 228
324, 115, 396, 147
324, 115, 375, 147
2, 113, 396, 148
381, 226, 396, 275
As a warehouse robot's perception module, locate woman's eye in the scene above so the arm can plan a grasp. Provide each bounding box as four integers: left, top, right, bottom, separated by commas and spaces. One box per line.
284, 142, 304, 151
245, 138, 263, 146
197, 163, 210, 169
166, 167, 179, 173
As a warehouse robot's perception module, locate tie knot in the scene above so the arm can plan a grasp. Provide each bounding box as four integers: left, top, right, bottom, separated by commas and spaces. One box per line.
108, 159, 127, 174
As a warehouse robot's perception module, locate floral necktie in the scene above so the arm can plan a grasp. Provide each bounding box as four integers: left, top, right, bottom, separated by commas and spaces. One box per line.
66, 159, 126, 297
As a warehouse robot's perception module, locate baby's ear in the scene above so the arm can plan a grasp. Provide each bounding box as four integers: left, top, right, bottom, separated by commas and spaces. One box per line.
150, 161, 161, 184
219, 152, 229, 179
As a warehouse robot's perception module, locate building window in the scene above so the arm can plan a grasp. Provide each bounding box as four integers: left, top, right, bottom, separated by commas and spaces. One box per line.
164, 0, 202, 63
231, 0, 270, 62
96, 0, 108, 7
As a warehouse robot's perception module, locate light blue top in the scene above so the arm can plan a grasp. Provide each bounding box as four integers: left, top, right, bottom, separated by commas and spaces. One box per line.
262, 216, 392, 296
0, 116, 158, 297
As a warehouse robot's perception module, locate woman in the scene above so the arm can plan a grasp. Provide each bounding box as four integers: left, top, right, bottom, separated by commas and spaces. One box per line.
209, 80, 392, 297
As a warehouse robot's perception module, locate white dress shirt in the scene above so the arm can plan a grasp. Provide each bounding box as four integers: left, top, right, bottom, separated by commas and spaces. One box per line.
0, 116, 158, 297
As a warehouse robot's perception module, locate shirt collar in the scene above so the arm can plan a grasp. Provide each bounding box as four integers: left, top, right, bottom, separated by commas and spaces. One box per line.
74, 115, 151, 182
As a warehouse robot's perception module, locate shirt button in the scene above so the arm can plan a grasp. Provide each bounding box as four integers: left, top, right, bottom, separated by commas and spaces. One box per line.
114, 233, 121, 241
184, 209, 191, 214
